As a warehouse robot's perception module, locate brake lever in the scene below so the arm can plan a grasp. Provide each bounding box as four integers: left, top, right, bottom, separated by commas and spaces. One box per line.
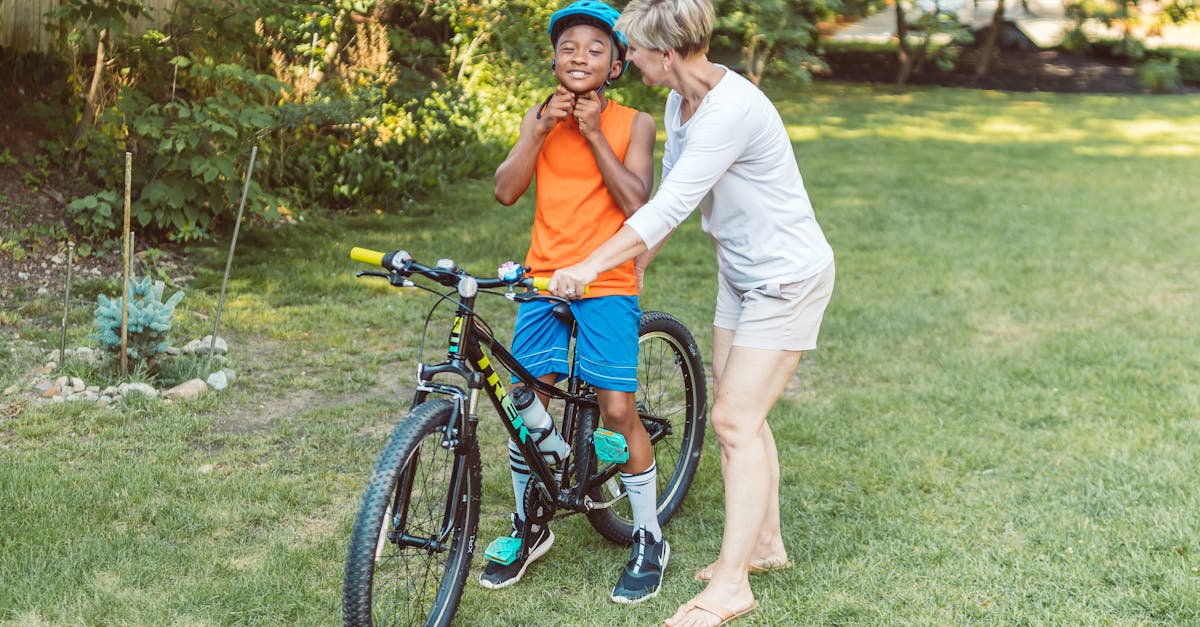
508, 288, 568, 304
357, 271, 414, 288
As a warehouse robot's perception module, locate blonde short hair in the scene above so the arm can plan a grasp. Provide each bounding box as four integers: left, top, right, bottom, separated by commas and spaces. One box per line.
615, 0, 714, 58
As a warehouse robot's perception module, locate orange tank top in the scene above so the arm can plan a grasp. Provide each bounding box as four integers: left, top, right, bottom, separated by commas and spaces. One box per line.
527, 100, 639, 297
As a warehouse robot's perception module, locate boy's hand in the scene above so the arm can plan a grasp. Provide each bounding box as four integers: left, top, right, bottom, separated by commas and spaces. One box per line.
574, 90, 603, 138
539, 86, 576, 132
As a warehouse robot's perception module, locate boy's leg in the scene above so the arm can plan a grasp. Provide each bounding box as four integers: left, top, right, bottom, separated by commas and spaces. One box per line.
598, 388, 660, 540
600, 388, 669, 604
509, 372, 562, 524
571, 295, 668, 603
480, 302, 568, 590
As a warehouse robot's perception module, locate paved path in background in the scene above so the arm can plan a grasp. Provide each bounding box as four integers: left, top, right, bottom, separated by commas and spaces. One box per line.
831, 0, 1200, 50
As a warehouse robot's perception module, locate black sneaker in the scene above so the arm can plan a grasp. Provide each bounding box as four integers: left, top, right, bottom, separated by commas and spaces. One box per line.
610, 527, 669, 604
478, 514, 554, 590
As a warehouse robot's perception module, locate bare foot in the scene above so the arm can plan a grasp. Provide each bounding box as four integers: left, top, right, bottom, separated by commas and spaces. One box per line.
693, 555, 792, 581
664, 595, 758, 627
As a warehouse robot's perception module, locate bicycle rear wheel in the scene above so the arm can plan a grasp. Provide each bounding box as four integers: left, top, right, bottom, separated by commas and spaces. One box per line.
580, 310, 707, 544
343, 400, 481, 626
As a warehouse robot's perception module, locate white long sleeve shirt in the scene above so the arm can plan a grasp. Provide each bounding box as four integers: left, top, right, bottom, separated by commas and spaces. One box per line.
625, 67, 834, 291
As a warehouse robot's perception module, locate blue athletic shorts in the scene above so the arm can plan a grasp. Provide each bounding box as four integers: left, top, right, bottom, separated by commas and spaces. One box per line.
511, 296, 641, 393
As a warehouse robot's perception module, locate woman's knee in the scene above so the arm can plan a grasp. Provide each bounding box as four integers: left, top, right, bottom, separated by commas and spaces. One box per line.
709, 407, 763, 451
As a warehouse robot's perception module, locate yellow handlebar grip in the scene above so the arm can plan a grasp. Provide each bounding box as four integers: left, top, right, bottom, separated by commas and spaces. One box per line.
350, 247, 385, 267
531, 277, 588, 294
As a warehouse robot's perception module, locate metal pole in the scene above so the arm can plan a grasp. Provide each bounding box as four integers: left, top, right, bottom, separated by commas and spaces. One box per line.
59, 241, 75, 364
120, 152, 132, 378
207, 145, 258, 375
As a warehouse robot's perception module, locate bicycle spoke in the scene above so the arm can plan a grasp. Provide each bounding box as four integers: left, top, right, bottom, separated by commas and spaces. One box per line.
366, 422, 462, 626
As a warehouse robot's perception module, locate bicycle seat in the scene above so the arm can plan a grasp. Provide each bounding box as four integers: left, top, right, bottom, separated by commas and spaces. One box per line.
552, 301, 574, 325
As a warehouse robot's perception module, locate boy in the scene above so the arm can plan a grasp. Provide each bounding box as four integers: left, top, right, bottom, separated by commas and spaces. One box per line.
480, 0, 663, 604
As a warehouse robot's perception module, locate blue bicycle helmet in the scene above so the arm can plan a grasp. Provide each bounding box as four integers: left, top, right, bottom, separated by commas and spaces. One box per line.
548, 0, 629, 80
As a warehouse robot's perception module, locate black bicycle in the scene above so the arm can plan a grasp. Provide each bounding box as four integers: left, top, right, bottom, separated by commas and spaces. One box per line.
341, 247, 707, 626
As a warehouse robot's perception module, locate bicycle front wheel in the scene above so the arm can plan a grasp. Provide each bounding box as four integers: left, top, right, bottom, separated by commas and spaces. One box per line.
343, 400, 481, 627
581, 310, 707, 544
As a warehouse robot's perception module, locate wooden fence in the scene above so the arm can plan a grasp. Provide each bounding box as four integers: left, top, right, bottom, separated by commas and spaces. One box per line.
1, 0, 179, 52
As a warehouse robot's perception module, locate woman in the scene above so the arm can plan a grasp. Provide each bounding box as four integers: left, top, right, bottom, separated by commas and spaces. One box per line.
547, 0, 835, 624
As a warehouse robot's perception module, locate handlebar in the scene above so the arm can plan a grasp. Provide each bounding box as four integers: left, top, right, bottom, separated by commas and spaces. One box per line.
350, 246, 565, 293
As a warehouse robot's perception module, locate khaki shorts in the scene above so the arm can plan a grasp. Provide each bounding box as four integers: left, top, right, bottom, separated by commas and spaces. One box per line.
714, 260, 835, 351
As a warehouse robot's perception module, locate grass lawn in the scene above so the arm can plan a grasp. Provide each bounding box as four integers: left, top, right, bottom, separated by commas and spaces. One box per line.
2, 81, 1199, 625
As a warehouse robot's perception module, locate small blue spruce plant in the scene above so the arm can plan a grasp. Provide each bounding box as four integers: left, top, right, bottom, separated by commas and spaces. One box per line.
93, 276, 185, 364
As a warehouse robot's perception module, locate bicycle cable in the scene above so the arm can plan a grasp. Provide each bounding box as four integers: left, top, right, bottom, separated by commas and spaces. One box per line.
409, 283, 512, 364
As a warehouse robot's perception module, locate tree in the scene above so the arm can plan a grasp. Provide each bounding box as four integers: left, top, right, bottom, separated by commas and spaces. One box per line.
894, 0, 972, 85
711, 0, 831, 84
47, 0, 147, 169
974, 0, 1007, 79
1065, 0, 1198, 59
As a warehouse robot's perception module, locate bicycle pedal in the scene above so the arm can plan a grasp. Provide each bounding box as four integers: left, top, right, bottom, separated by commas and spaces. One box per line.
484, 536, 523, 566
593, 428, 630, 464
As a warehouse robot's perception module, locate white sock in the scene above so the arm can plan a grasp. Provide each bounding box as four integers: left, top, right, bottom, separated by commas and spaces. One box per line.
620, 462, 661, 542
509, 439, 531, 525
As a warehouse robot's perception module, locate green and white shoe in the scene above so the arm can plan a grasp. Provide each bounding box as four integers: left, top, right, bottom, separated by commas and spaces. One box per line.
478, 514, 554, 590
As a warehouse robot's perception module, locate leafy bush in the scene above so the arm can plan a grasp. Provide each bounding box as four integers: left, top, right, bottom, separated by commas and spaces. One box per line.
125, 58, 281, 239
92, 276, 184, 364
261, 1, 545, 210
38, 2, 288, 242
67, 190, 120, 238
39, 0, 832, 243
1179, 52, 1200, 86
1151, 47, 1200, 86
1137, 58, 1182, 92
65, 37, 284, 242
710, 0, 830, 84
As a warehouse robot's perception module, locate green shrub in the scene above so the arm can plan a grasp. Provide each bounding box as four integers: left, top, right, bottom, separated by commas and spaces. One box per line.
67, 190, 120, 238
1060, 27, 1093, 54
710, 0, 828, 83
1137, 58, 1182, 93
40, 0, 833, 243
92, 276, 185, 365
1110, 34, 1146, 62
1154, 47, 1200, 86
75, 52, 283, 242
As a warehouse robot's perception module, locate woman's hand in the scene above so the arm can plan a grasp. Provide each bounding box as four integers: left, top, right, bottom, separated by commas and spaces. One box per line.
549, 262, 598, 300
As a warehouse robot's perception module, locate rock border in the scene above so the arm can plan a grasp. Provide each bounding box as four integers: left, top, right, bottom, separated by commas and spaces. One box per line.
2, 336, 237, 406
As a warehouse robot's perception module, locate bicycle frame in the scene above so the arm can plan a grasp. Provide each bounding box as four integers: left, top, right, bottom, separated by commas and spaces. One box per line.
344, 248, 706, 626
395, 284, 620, 548
354, 249, 676, 555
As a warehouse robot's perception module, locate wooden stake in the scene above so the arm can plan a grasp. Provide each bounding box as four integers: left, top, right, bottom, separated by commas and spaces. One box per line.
120, 152, 132, 378
59, 242, 75, 364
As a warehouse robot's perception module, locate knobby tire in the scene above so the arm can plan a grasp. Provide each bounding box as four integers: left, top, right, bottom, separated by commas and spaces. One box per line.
579, 310, 707, 544
343, 400, 481, 626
